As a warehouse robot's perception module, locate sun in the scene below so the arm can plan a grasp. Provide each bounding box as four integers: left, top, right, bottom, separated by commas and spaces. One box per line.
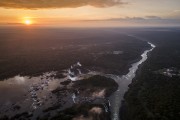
24, 20, 32, 25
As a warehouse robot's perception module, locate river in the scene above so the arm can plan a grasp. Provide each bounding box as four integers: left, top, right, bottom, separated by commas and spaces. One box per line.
109, 41, 156, 120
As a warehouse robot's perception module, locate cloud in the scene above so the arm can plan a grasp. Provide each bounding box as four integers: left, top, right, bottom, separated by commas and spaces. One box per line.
82, 16, 180, 26
0, 0, 125, 9
145, 16, 162, 19
173, 10, 180, 12
106, 16, 162, 21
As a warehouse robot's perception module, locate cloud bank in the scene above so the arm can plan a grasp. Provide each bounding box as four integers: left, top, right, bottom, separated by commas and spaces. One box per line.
109, 16, 179, 23
82, 16, 180, 26
0, 0, 124, 9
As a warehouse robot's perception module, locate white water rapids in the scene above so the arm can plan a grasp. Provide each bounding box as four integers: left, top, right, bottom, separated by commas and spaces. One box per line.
109, 42, 156, 120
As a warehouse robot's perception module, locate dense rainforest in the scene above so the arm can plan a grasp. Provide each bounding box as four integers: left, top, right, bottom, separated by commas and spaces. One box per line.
121, 29, 180, 120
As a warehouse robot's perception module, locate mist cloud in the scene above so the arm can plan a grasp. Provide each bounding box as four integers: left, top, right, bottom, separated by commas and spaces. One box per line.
0, 0, 125, 9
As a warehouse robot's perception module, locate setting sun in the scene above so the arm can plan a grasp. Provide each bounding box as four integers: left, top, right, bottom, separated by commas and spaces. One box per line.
24, 20, 32, 25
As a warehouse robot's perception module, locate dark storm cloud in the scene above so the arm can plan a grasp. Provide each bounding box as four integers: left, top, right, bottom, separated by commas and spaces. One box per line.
0, 0, 125, 9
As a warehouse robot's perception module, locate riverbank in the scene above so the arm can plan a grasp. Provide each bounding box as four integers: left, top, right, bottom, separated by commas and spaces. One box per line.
120, 29, 180, 120
38, 75, 118, 120
109, 41, 155, 120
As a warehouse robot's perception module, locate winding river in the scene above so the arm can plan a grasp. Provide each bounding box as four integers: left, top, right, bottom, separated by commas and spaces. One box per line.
109, 40, 156, 120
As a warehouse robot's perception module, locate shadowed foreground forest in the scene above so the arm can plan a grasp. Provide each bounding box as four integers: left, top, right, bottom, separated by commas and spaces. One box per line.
121, 28, 180, 120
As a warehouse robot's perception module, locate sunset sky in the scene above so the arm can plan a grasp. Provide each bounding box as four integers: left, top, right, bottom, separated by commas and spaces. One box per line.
0, 0, 180, 27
